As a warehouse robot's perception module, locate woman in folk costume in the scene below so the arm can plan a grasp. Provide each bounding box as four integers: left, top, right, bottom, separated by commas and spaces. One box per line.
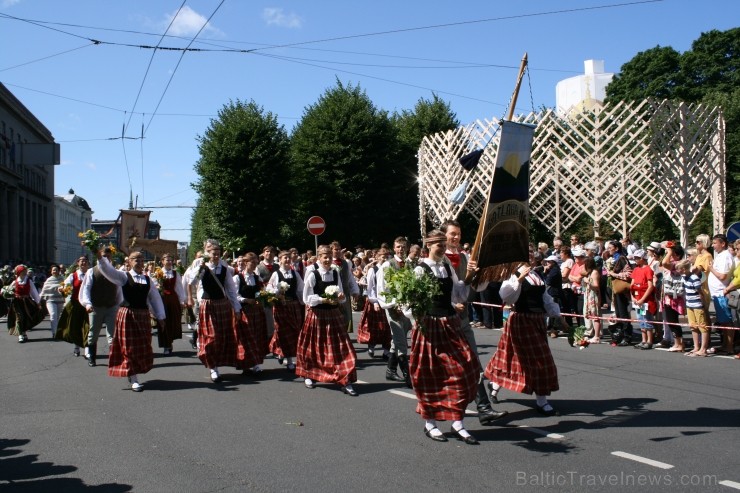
56, 256, 91, 355
356, 248, 391, 359
39, 265, 65, 338
267, 250, 305, 372
95, 250, 165, 392
484, 247, 567, 416
6, 265, 44, 343
233, 253, 268, 375
189, 239, 241, 384
156, 253, 186, 355
408, 230, 480, 445
297, 245, 358, 396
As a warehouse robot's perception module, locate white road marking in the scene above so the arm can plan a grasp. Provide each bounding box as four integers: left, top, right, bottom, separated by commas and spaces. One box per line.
388, 389, 416, 399
719, 480, 740, 490
611, 451, 674, 469
516, 425, 564, 440
356, 380, 369, 384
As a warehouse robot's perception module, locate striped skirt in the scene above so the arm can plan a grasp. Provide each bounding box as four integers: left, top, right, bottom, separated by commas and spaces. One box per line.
269, 300, 304, 358
235, 302, 267, 368
356, 301, 391, 346
108, 307, 153, 377
484, 311, 559, 395
198, 298, 237, 369
410, 315, 479, 421
296, 306, 357, 386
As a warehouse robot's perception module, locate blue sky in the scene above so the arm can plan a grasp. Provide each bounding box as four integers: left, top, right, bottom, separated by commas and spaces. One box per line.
1, 0, 737, 243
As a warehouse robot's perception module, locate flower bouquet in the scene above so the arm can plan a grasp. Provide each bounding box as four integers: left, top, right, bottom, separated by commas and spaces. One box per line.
1, 284, 14, 300
322, 284, 340, 304
567, 325, 590, 349
257, 286, 279, 306
279, 281, 290, 293
78, 229, 101, 255
61, 284, 73, 298
153, 267, 165, 293
381, 267, 441, 333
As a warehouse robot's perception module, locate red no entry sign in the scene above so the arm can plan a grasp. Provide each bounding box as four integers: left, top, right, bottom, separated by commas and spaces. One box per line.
306, 216, 326, 236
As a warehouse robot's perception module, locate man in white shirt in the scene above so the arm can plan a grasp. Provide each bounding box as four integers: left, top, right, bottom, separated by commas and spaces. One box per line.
708, 234, 734, 354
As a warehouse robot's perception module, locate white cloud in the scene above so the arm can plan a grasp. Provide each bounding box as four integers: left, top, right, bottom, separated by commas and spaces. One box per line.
1, 0, 21, 8
85, 162, 97, 171
262, 8, 303, 29
163, 5, 223, 37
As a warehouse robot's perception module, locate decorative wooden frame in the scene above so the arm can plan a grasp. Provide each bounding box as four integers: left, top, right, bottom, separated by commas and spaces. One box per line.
418, 99, 725, 246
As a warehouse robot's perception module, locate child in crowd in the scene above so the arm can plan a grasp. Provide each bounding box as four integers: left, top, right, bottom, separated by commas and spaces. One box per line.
677, 259, 709, 357
630, 250, 657, 349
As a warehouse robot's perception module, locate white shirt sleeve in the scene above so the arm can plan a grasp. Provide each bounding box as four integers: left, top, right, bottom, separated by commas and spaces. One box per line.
147, 283, 166, 320
80, 270, 93, 309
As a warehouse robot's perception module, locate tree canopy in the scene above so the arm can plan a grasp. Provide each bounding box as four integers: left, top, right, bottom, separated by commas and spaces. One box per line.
191, 99, 291, 256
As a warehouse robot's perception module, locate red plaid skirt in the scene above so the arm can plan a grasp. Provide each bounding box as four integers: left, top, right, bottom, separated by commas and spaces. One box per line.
484, 312, 559, 395
269, 300, 304, 358
158, 291, 183, 348
108, 307, 153, 377
296, 306, 357, 385
198, 298, 237, 369
235, 302, 267, 368
356, 301, 391, 347
410, 315, 479, 421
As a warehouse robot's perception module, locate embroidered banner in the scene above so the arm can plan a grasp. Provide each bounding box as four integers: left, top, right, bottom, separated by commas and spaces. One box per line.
476, 121, 536, 283
119, 209, 151, 254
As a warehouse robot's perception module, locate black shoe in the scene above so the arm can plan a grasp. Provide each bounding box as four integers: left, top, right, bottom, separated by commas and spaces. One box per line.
423, 427, 448, 442
382, 352, 390, 361
286, 363, 296, 372
73, 347, 80, 357
451, 427, 479, 445
88, 356, 96, 367
617, 340, 631, 347
189, 338, 197, 350
487, 382, 500, 404
478, 408, 509, 425
536, 404, 560, 416
341, 386, 358, 396
277, 356, 284, 365
385, 370, 405, 382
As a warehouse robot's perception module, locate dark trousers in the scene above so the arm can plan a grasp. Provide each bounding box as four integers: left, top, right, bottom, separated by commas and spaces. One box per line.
480, 282, 503, 328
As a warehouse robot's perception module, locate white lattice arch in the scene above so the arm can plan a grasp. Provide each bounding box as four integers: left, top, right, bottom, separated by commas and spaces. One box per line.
418, 99, 726, 247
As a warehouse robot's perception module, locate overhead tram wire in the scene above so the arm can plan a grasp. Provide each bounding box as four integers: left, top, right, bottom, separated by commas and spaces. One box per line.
143, 0, 226, 137
0, 13, 578, 74
0, 43, 97, 73
253, 51, 505, 108
243, 0, 663, 53
124, 0, 187, 136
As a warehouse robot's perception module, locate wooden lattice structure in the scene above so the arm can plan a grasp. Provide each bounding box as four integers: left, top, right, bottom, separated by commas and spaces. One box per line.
418, 99, 726, 247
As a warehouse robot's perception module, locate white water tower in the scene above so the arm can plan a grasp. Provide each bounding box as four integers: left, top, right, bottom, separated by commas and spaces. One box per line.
556, 59, 614, 116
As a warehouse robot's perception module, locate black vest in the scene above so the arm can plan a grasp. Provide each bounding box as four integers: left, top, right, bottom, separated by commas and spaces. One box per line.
276, 269, 299, 301
237, 272, 260, 300
514, 275, 547, 313
311, 269, 339, 311
90, 266, 119, 308
201, 266, 227, 300
122, 273, 150, 310
420, 262, 455, 317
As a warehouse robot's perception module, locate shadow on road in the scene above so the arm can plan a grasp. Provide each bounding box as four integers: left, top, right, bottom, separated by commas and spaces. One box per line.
0, 438, 132, 492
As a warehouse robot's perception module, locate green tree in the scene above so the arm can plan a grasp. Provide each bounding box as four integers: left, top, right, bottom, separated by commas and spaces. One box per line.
289, 80, 397, 247
391, 93, 459, 235
191, 99, 291, 253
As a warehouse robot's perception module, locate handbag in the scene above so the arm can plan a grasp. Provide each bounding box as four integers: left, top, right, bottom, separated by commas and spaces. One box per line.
728, 290, 740, 310
611, 278, 631, 295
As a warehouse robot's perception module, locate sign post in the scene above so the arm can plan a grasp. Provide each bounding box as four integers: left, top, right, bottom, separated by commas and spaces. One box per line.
306, 216, 326, 253
727, 221, 740, 243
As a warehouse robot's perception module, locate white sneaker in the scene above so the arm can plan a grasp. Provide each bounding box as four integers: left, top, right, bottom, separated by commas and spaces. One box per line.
131, 382, 143, 392
84, 347, 90, 359
210, 369, 222, 383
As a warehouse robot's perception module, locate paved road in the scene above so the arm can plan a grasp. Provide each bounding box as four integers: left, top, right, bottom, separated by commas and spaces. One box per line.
1, 312, 739, 492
